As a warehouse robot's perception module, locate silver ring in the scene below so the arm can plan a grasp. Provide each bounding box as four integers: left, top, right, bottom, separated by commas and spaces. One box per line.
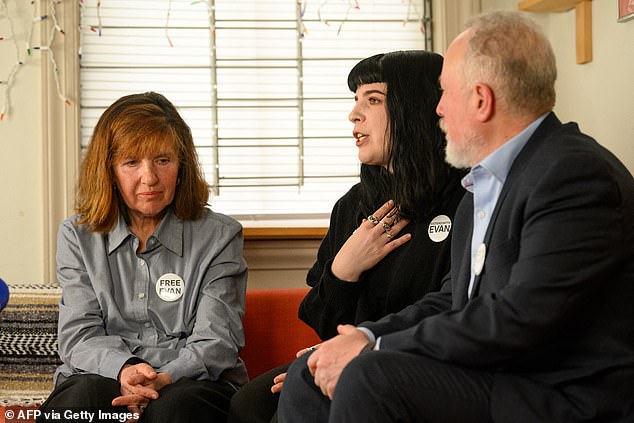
386, 232, 393, 240
307, 346, 317, 352
382, 221, 391, 232
367, 215, 379, 225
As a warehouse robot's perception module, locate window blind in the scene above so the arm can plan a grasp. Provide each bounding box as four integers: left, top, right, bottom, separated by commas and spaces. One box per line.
79, 0, 431, 224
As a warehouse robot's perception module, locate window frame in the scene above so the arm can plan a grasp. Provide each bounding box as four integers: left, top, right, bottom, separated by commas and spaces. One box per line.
43, 0, 480, 280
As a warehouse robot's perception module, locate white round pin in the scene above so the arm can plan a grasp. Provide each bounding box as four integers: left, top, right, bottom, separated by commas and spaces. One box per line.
155, 273, 185, 302
428, 215, 452, 242
474, 243, 486, 276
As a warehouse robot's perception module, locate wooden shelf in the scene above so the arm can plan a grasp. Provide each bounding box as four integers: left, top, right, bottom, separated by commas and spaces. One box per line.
243, 227, 327, 240
518, 0, 583, 12
518, 0, 593, 64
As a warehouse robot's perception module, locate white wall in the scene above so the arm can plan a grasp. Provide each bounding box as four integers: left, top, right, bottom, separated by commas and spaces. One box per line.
0, 68, 44, 284
482, 1, 634, 170
548, 3, 634, 171
1, 0, 633, 284
0, 0, 44, 284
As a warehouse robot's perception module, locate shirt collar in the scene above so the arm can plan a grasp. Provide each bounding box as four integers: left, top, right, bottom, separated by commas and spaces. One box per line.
461, 113, 548, 190
107, 207, 183, 256
153, 208, 183, 256
108, 213, 132, 254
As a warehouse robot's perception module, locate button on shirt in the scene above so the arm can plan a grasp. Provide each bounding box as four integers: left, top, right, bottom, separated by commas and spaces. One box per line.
55, 208, 248, 386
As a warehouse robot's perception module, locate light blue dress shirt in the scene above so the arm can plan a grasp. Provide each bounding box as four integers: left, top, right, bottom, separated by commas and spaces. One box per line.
463, 114, 546, 297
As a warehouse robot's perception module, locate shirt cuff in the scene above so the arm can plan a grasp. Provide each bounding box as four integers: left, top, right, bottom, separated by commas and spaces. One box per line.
356, 327, 376, 343
101, 352, 139, 381
158, 351, 207, 383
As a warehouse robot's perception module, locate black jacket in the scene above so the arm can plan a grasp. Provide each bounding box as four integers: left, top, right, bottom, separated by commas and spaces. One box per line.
362, 113, 634, 422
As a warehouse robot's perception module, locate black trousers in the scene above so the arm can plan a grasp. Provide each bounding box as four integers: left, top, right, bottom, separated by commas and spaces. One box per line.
227, 363, 290, 423
278, 351, 494, 423
38, 373, 237, 423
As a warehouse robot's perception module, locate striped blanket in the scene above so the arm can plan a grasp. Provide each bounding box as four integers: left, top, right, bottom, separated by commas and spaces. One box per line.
0, 283, 61, 406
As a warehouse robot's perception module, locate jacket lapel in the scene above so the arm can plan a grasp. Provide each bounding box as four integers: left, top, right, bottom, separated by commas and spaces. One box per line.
452, 193, 474, 308
468, 112, 562, 298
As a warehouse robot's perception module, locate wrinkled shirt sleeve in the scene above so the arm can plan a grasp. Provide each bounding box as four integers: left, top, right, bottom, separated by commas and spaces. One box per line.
56, 221, 137, 380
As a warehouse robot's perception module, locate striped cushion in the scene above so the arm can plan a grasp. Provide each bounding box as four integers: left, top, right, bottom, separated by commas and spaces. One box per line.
0, 283, 61, 407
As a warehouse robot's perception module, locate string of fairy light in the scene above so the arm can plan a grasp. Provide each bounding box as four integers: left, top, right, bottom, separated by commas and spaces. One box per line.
316, 0, 425, 35
0, 0, 425, 122
0, 0, 70, 121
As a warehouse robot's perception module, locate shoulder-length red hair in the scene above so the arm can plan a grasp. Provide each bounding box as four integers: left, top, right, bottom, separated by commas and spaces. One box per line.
75, 92, 209, 232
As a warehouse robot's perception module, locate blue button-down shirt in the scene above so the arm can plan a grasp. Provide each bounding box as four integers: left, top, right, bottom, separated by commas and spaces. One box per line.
55, 208, 248, 386
463, 114, 547, 297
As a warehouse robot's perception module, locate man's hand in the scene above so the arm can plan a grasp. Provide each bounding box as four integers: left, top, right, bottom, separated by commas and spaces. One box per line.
307, 325, 370, 399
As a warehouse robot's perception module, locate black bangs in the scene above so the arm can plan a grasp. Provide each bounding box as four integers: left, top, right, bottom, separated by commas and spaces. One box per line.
347, 53, 385, 92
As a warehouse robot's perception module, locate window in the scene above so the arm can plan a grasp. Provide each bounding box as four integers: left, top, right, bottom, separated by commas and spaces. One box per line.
79, 0, 431, 225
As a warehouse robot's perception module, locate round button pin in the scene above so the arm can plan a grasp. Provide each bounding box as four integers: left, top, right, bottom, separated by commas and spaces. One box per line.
155, 273, 185, 302
428, 215, 452, 243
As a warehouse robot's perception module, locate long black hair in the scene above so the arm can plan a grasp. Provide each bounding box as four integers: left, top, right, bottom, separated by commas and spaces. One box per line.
348, 50, 455, 222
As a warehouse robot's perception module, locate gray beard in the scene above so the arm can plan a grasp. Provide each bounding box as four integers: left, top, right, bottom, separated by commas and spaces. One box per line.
443, 130, 487, 169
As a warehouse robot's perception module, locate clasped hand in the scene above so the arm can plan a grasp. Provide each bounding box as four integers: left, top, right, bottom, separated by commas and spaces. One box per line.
112, 363, 172, 422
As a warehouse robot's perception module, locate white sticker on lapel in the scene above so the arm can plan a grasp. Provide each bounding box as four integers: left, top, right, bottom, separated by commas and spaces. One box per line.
156, 273, 184, 302
428, 215, 452, 242
474, 243, 486, 276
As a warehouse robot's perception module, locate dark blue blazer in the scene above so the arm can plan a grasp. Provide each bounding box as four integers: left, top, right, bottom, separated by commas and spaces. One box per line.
362, 113, 634, 422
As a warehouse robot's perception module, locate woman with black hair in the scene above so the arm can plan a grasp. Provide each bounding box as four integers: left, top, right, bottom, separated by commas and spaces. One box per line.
228, 50, 464, 423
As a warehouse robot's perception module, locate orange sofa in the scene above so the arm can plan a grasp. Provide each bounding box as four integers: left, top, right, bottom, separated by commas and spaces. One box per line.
241, 288, 321, 379
0, 288, 320, 421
